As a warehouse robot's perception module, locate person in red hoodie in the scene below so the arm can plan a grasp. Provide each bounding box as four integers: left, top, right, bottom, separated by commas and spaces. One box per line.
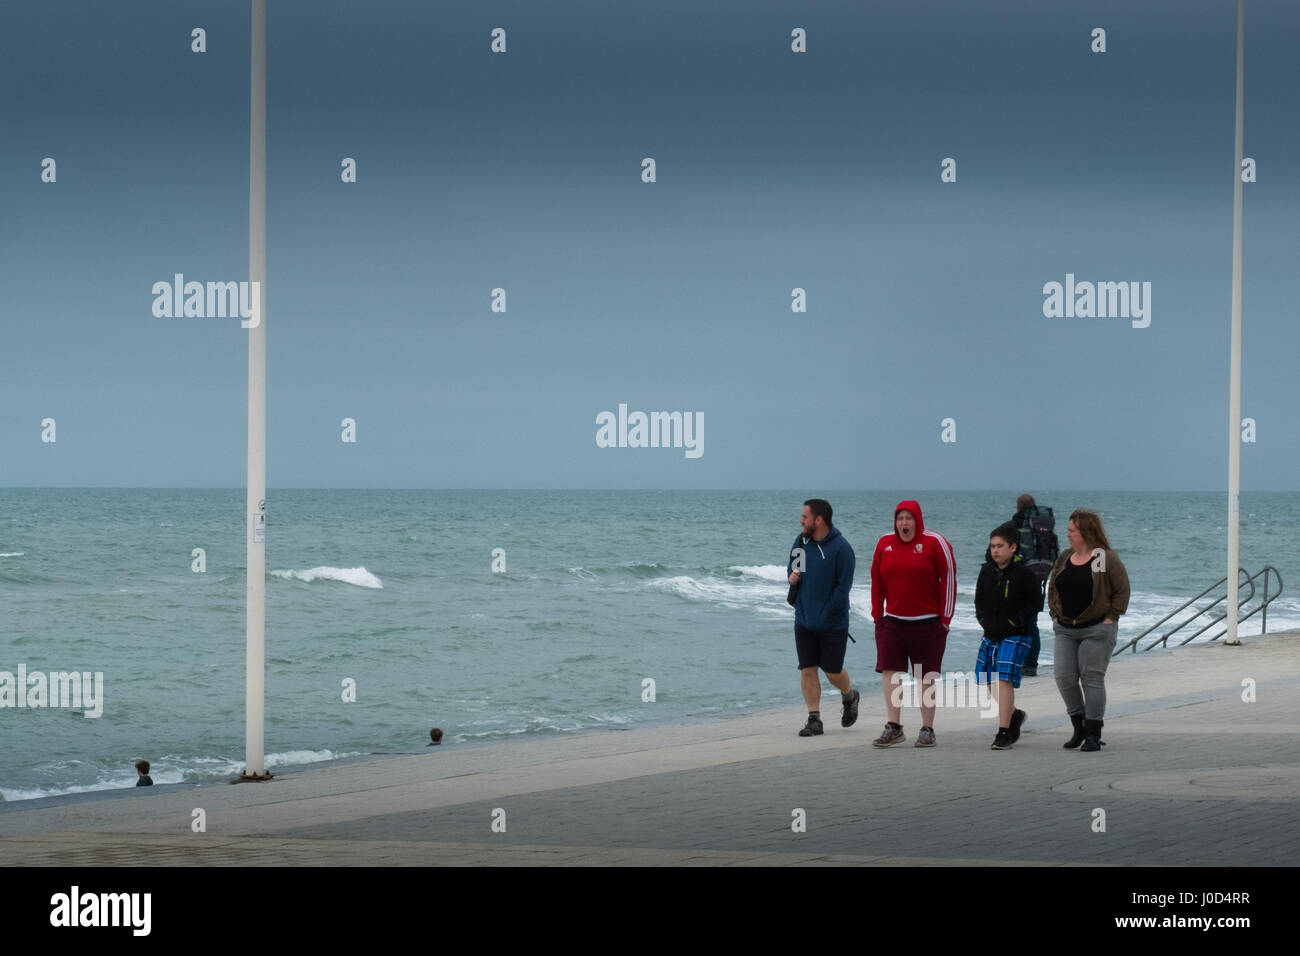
869, 500, 956, 747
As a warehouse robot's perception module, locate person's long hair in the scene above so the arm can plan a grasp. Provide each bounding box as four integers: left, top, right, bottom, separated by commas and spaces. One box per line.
1070, 509, 1112, 552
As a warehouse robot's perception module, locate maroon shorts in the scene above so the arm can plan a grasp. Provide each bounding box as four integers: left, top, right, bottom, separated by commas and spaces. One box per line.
874, 616, 947, 677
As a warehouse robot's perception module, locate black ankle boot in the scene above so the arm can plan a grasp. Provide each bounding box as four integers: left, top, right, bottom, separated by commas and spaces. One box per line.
1063, 712, 1086, 749
1080, 718, 1105, 752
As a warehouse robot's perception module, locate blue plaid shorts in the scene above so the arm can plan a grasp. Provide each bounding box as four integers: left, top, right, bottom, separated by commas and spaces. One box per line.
975, 634, 1032, 688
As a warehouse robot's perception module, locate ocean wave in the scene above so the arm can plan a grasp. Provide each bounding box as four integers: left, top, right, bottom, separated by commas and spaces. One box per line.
270, 566, 383, 589
646, 571, 871, 615
567, 563, 667, 579
453, 712, 634, 742
0, 748, 365, 803
645, 574, 749, 606
0, 552, 24, 557
729, 564, 788, 582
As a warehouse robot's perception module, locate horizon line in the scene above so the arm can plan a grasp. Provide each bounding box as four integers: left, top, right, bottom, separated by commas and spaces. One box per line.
0, 486, 1294, 494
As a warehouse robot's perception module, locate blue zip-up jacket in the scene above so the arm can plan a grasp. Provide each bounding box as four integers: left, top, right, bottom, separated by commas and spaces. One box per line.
787, 526, 855, 631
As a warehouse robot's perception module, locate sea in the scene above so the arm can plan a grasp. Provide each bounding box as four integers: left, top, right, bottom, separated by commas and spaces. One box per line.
2, 488, 1297, 802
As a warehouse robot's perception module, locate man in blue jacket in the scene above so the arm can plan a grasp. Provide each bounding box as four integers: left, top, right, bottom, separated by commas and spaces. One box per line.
786, 498, 858, 736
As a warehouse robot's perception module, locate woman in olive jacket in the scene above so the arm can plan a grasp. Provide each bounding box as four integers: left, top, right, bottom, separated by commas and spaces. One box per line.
1046, 509, 1130, 751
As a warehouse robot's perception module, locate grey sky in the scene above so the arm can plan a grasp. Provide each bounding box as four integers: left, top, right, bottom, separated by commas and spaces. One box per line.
1, 0, 1295, 490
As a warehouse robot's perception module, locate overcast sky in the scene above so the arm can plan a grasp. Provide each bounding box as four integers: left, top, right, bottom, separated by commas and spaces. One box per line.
2, 0, 1296, 490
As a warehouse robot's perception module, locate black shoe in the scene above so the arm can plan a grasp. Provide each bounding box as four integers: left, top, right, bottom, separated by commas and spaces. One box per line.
1022, 666, 1037, 677
1009, 709, 1027, 744
1080, 718, 1105, 752
798, 715, 824, 737
1063, 712, 1086, 749
991, 728, 1014, 750
841, 689, 860, 728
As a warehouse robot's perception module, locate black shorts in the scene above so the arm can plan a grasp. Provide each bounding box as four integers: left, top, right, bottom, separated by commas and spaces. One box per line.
795, 624, 850, 673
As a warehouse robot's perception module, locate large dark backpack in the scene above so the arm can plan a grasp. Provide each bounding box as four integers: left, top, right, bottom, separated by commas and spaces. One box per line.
1018, 506, 1059, 586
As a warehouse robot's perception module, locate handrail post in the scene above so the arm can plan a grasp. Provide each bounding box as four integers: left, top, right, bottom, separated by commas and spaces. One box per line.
1261, 569, 1269, 634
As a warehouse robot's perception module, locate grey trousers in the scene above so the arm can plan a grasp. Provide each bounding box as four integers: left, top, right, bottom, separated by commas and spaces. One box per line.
1053, 620, 1118, 720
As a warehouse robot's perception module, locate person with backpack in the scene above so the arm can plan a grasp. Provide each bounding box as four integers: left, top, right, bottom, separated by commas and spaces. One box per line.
1047, 509, 1131, 752
984, 494, 1059, 676
974, 524, 1039, 749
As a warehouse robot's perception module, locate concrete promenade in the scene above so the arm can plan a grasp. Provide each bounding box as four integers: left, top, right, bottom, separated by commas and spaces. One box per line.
3, 630, 1299, 866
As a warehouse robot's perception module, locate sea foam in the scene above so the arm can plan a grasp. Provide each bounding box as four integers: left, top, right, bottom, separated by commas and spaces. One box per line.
270, 566, 383, 588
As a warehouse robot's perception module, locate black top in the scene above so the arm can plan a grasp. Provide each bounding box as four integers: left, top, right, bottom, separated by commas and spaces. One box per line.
1056, 558, 1094, 620
136, 775, 153, 787
974, 555, 1041, 640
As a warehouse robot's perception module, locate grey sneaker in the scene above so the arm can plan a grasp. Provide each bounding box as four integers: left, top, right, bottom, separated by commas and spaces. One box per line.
872, 722, 905, 747
914, 726, 937, 747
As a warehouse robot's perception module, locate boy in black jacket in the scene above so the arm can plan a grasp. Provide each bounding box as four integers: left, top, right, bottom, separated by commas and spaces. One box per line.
974, 524, 1041, 749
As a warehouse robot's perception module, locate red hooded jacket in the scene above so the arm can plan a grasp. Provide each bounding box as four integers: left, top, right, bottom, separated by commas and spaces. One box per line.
870, 500, 957, 628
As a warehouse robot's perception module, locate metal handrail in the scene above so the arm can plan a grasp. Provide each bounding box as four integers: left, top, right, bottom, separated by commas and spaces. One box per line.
1113, 568, 1252, 654
1187, 566, 1285, 645
1113, 566, 1284, 655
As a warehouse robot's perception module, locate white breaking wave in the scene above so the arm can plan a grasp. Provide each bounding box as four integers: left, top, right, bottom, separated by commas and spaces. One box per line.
0, 552, 24, 557
730, 564, 789, 582
646, 565, 1299, 643
647, 570, 872, 618
0, 748, 363, 803
271, 566, 383, 589
456, 713, 635, 741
